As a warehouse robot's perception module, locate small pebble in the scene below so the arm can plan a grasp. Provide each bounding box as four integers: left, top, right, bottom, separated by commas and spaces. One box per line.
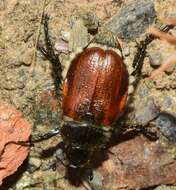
55, 39, 69, 53
69, 19, 88, 51
149, 52, 163, 68
154, 185, 176, 190
27, 157, 41, 173
129, 75, 136, 84
134, 97, 160, 126
163, 96, 173, 108
138, 86, 149, 97
87, 171, 103, 190
154, 185, 175, 190
83, 10, 100, 31
128, 85, 134, 94
122, 43, 130, 56
155, 112, 176, 143
60, 30, 70, 42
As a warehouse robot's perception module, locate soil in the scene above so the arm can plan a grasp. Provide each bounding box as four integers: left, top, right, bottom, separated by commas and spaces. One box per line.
0, 0, 176, 190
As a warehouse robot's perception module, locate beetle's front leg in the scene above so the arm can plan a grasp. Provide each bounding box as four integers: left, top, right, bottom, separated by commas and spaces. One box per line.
38, 14, 63, 97
14, 128, 60, 147
30, 128, 60, 143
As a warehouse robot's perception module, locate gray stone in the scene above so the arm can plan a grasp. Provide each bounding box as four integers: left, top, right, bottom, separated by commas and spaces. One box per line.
149, 52, 163, 67
28, 157, 41, 173
106, 0, 156, 40
88, 171, 103, 190
155, 112, 176, 143
134, 97, 160, 126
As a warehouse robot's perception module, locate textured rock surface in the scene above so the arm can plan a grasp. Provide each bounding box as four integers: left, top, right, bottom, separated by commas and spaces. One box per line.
0, 102, 31, 185
100, 135, 176, 190
155, 112, 176, 142
0, 0, 176, 189
106, 0, 156, 40
133, 97, 160, 126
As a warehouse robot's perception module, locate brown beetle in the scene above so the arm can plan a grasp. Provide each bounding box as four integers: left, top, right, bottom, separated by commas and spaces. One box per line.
36, 15, 130, 168
35, 15, 150, 169
63, 47, 128, 126
58, 45, 129, 167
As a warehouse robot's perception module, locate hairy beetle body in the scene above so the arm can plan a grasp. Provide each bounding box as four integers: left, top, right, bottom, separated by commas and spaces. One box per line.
59, 47, 129, 167
38, 17, 132, 168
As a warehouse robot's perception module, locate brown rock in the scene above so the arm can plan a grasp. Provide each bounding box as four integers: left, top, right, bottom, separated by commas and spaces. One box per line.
99, 135, 176, 190
0, 102, 32, 185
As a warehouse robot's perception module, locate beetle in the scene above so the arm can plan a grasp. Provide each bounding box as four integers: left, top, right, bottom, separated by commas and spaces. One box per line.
60, 46, 129, 167
32, 15, 173, 171
35, 14, 131, 169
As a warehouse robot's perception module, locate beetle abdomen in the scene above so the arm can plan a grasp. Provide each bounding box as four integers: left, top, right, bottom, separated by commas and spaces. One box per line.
63, 47, 128, 126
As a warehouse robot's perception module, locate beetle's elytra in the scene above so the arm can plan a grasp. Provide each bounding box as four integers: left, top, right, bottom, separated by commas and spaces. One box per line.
63, 47, 128, 126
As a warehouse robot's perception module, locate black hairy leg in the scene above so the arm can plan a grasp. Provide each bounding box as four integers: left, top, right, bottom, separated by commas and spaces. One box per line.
38, 14, 63, 97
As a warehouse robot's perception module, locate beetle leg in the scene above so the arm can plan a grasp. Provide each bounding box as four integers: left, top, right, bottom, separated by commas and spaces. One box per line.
30, 128, 60, 143
11, 129, 60, 146
56, 151, 81, 170
149, 18, 176, 45
117, 115, 159, 141
127, 23, 174, 97
39, 14, 63, 97
82, 178, 93, 190
140, 126, 158, 141
56, 156, 80, 169
38, 46, 48, 57
132, 23, 174, 77
149, 27, 176, 45
3, 140, 32, 147
132, 35, 154, 77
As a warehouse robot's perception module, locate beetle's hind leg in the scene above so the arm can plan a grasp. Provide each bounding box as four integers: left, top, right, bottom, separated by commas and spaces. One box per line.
38, 14, 63, 97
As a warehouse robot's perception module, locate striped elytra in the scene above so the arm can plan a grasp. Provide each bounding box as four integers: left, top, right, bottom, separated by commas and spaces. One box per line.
62, 47, 128, 126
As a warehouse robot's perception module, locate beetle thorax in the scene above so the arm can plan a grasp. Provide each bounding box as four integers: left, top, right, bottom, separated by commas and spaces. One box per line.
61, 116, 112, 151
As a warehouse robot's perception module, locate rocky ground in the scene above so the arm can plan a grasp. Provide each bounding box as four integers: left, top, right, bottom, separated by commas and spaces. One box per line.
0, 0, 176, 189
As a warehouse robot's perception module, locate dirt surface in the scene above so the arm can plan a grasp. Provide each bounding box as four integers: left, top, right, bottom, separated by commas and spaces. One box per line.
0, 0, 176, 190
